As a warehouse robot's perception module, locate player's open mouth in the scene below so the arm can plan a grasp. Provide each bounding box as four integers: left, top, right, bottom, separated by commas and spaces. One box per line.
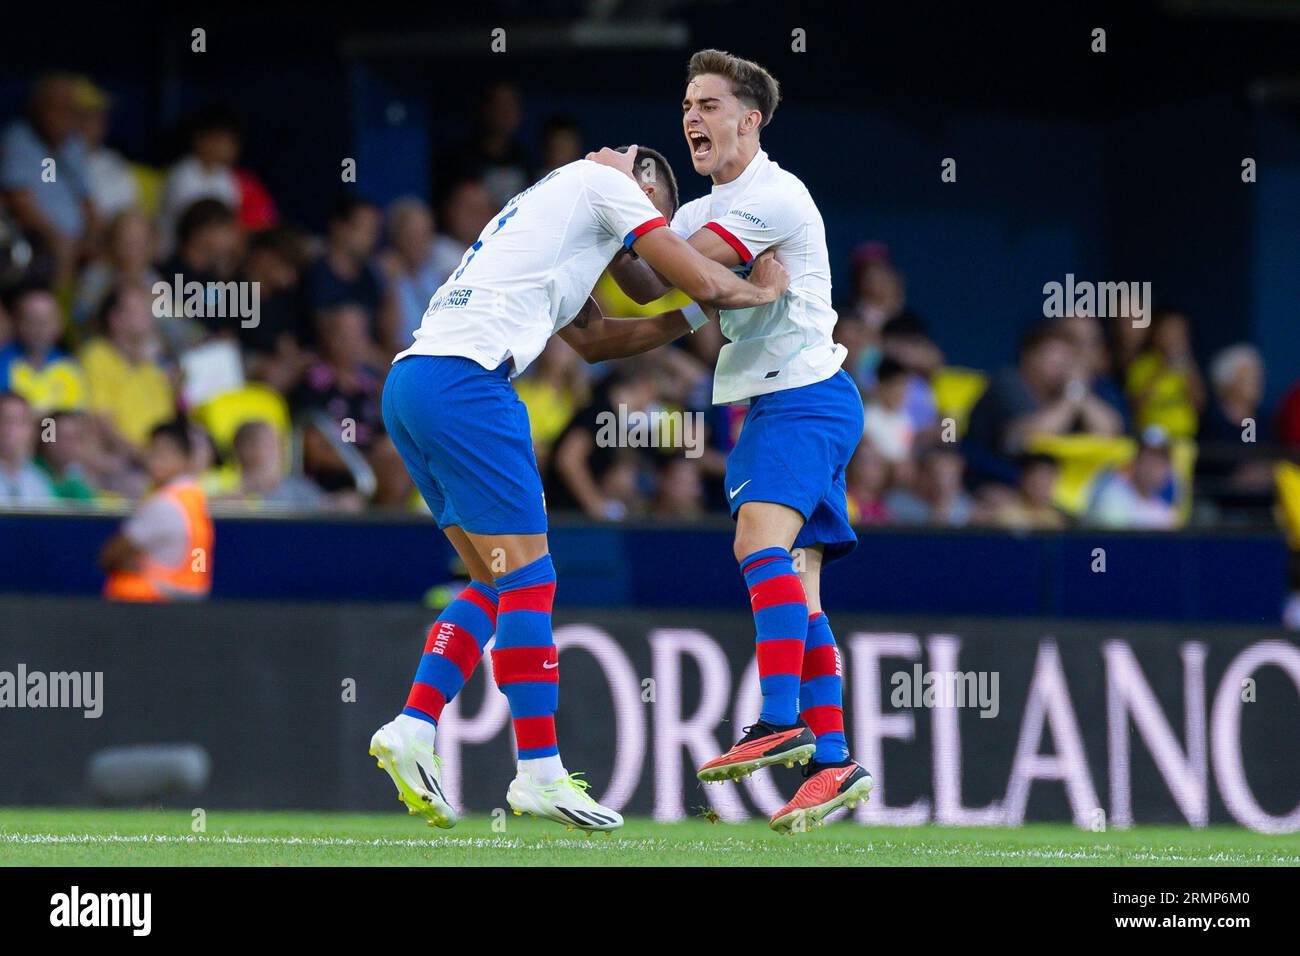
688, 130, 712, 159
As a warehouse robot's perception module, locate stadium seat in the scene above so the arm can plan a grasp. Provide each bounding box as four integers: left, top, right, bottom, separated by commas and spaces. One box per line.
1027, 433, 1198, 521
931, 367, 987, 437
191, 383, 292, 456
1025, 433, 1136, 515
1274, 461, 1300, 550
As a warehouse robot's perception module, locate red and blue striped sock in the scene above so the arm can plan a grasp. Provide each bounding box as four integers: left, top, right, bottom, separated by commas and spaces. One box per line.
741, 546, 809, 727
403, 581, 499, 726
491, 554, 561, 761
800, 611, 849, 763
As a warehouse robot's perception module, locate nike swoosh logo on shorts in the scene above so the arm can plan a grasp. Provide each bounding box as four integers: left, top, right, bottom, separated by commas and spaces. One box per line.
729, 479, 752, 499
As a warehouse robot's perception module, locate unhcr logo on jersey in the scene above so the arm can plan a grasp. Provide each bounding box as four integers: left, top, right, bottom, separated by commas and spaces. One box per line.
1042, 273, 1151, 328
595, 403, 704, 459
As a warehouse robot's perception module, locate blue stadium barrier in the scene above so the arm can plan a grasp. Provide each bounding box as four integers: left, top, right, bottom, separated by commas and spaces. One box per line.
0, 511, 1287, 623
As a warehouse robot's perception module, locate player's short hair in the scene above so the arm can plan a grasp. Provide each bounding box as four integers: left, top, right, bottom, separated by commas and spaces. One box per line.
616, 145, 679, 216
687, 49, 781, 129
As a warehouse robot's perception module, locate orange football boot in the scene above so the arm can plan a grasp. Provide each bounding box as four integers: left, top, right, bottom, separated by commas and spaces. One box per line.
697, 721, 816, 782
770, 760, 873, 831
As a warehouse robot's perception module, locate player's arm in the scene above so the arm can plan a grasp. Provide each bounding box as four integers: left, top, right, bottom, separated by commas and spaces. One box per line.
558, 296, 693, 362
607, 224, 744, 304
606, 249, 673, 305
630, 228, 786, 309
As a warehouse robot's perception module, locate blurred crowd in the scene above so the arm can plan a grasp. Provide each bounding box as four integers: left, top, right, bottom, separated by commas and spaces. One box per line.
0, 73, 1294, 532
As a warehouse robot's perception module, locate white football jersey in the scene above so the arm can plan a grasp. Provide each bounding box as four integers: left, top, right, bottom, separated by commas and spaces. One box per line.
395, 160, 666, 376
671, 150, 845, 405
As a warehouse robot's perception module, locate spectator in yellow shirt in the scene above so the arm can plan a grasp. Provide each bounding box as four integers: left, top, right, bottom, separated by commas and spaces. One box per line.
513, 338, 586, 470
1126, 309, 1205, 440
79, 284, 176, 452
0, 287, 87, 413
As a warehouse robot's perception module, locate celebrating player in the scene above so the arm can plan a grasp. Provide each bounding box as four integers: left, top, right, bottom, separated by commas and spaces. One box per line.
369, 146, 789, 833
603, 49, 874, 830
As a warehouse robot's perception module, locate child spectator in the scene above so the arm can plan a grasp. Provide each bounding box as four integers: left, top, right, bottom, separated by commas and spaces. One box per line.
845, 443, 891, 525
35, 408, 99, 501
862, 356, 915, 468
160, 105, 277, 246
991, 453, 1065, 530
0, 286, 87, 413
0, 391, 55, 503
884, 443, 977, 527
1087, 427, 1179, 530
223, 419, 330, 510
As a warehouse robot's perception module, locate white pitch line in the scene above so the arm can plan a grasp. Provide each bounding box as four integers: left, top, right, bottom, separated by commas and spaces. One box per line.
1, 833, 649, 851
1, 831, 1296, 864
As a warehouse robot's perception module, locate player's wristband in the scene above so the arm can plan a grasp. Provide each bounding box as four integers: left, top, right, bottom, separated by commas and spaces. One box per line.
682, 302, 709, 332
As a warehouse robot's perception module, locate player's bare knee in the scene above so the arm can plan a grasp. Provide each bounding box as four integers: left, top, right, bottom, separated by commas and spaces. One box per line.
733, 527, 775, 563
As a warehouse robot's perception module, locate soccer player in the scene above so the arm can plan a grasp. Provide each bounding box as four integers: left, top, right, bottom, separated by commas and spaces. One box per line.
369, 146, 789, 833
603, 49, 874, 830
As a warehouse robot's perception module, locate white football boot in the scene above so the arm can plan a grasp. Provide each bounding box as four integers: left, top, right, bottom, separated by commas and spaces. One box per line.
369, 718, 457, 829
507, 772, 624, 833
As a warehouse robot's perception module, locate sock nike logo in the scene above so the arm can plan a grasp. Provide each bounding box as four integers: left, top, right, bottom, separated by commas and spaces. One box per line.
729, 479, 752, 499
542, 660, 559, 669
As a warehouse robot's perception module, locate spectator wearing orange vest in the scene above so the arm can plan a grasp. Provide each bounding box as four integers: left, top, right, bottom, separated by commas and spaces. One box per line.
100, 420, 213, 602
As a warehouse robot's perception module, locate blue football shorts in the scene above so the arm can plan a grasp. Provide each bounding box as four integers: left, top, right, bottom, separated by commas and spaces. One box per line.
724, 369, 864, 562
382, 354, 548, 535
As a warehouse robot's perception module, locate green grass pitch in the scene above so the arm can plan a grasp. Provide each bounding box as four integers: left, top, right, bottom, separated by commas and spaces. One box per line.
2, 808, 1298, 866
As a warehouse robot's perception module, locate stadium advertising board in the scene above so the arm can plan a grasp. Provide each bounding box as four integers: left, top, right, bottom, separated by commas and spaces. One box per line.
0, 599, 1295, 831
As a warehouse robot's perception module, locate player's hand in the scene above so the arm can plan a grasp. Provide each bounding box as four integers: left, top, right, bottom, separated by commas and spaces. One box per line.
586, 145, 637, 180
748, 250, 789, 302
